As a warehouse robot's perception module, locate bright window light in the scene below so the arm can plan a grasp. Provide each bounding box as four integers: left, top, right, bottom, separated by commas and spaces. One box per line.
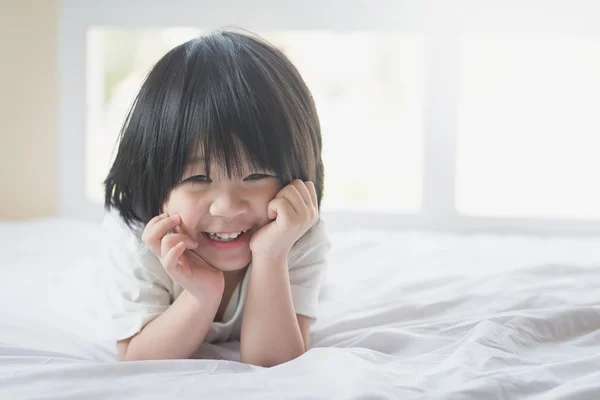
85, 28, 425, 213
457, 35, 600, 219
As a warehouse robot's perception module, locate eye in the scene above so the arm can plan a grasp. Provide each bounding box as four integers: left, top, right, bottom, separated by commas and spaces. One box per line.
244, 173, 272, 181
187, 175, 211, 183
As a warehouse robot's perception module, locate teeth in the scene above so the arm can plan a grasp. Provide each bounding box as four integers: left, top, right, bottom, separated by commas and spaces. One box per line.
207, 231, 245, 241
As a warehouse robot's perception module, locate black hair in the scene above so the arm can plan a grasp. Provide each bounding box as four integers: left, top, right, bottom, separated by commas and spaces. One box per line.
104, 28, 324, 228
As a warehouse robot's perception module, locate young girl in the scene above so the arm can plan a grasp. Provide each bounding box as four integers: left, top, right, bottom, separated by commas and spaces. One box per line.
100, 29, 330, 367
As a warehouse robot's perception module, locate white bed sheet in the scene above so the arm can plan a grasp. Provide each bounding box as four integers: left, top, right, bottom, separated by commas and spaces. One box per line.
1, 218, 599, 399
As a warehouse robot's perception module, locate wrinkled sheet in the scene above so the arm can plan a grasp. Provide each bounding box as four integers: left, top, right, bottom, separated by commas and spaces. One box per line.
1, 218, 599, 399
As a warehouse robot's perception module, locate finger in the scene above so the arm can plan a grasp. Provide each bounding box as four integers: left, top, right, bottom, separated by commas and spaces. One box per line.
141, 213, 169, 242
146, 212, 169, 228
280, 184, 307, 216
143, 214, 181, 240
161, 241, 187, 274
182, 249, 218, 272
305, 181, 318, 209
154, 214, 182, 237
161, 233, 198, 258
292, 180, 313, 208
144, 215, 181, 246
268, 197, 295, 223
267, 200, 278, 220
178, 251, 191, 269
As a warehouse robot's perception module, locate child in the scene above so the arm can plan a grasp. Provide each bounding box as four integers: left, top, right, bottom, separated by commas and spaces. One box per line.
100, 28, 330, 367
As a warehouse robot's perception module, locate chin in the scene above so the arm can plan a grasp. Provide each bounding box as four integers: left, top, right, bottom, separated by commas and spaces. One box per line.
209, 254, 252, 272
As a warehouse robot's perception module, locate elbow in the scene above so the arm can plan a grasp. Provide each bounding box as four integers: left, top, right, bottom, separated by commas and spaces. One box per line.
242, 353, 304, 368
117, 348, 134, 362
117, 337, 135, 361
117, 349, 155, 362
241, 344, 306, 368
118, 350, 137, 362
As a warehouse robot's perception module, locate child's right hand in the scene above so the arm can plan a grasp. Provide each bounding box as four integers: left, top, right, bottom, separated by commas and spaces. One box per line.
142, 213, 225, 300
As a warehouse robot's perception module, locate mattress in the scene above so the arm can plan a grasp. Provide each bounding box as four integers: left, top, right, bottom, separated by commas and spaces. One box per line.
1, 218, 599, 399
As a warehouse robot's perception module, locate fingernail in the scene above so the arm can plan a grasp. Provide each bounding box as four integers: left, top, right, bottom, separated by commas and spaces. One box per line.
171, 215, 180, 222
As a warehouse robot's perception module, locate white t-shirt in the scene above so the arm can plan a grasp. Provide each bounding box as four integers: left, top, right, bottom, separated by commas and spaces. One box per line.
99, 209, 331, 344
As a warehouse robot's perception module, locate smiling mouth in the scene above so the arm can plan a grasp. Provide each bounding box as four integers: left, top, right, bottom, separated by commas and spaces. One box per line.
204, 230, 249, 242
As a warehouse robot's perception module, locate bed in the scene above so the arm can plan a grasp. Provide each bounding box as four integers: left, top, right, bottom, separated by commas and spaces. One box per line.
1, 217, 599, 399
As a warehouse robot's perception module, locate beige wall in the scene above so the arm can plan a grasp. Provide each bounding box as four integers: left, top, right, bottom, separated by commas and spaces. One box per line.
0, 0, 58, 219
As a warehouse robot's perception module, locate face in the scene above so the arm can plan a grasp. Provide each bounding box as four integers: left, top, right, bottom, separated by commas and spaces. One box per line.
162, 151, 282, 272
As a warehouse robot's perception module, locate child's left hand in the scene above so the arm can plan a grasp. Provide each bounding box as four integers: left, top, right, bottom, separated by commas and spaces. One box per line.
249, 180, 319, 261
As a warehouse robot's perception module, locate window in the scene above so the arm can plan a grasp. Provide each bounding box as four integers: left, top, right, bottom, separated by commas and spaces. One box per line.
86, 28, 425, 213
457, 35, 600, 220
61, 1, 600, 234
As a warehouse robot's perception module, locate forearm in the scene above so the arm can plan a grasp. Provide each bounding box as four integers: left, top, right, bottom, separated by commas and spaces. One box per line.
240, 255, 305, 367
121, 290, 221, 361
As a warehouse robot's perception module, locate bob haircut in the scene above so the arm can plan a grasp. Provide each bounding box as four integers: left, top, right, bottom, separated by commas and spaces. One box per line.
104, 28, 324, 228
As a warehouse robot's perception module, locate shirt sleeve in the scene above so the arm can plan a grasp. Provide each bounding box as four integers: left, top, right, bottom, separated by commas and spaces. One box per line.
98, 210, 174, 342
287, 218, 331, 320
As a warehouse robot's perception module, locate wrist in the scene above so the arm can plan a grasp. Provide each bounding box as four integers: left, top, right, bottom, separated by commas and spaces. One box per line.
251, 249, 289, 267
184, 288, 222, 309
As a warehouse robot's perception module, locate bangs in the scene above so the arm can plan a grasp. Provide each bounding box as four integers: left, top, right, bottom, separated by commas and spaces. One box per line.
104, 29, 323, 227
178, 34, 299, 182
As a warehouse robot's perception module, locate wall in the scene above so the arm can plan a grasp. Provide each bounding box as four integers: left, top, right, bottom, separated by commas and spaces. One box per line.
0, 0, 59, 219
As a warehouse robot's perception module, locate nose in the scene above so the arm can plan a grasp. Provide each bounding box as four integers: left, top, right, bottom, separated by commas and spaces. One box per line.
208, 188, 248, 219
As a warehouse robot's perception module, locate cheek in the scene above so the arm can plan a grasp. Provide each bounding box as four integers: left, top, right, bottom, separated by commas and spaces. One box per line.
163, 189, 208, 228
249, 181, 282, 215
